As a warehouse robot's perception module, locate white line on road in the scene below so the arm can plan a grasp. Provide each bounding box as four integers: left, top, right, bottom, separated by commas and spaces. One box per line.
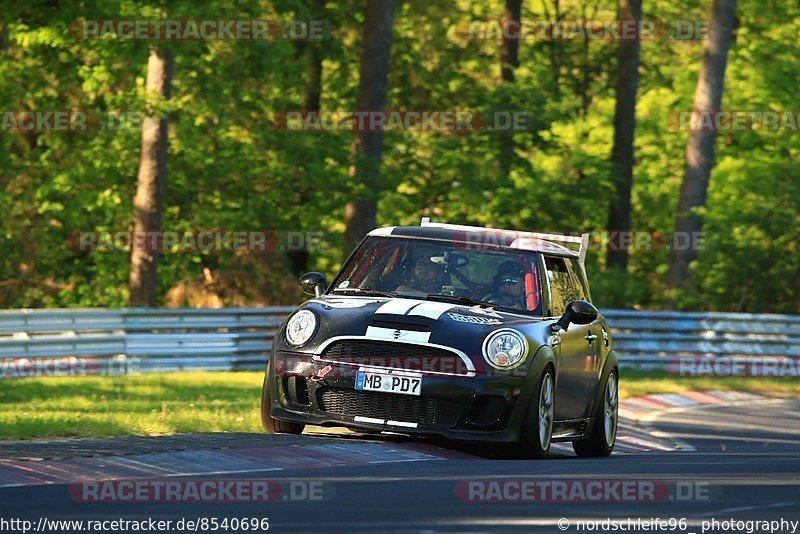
697, 501, 797, 517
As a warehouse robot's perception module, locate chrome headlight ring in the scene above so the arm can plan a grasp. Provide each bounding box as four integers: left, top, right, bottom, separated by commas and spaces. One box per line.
285, 309, 318, 347
482, 328, 529, 370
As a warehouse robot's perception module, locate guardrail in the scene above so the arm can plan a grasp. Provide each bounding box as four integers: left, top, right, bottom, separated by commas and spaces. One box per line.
0, 308, 294, 378
603, 309, 800, 370
1, 307, 796, 378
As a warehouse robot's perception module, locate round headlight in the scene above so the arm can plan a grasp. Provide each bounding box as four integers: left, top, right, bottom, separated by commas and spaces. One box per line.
285, 310, 317, 346
482, 328, 529, 370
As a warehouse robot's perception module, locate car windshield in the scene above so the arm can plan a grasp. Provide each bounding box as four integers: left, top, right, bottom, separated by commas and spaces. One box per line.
330, 236, 542, 314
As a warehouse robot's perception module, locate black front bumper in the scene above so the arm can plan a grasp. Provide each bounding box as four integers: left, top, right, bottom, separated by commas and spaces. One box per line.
267, 351, 545, 443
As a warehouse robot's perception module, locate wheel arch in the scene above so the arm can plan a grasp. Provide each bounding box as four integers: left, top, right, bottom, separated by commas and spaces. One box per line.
520, 343, 557, 407
588, 349, 619, 427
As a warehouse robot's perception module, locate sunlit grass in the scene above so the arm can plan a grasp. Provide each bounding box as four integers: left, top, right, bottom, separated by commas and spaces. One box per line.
0, 370, 796, 440
619, 369, 800, 399
0, 371, 264, 440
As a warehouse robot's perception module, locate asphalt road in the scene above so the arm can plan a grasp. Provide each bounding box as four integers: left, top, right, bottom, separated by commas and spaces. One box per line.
1, 398, 799, 534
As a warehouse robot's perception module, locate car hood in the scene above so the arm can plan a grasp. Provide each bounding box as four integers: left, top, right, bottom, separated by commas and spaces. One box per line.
278, 295, 554, 374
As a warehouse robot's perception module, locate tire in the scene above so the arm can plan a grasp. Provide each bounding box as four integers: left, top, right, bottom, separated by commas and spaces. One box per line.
516, 367, 555, 458
573, 369, 618, 457
260, 369, 305, 435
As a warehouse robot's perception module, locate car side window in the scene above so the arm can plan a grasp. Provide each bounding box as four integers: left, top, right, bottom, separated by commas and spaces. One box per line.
544, 256, 575, 316
566, 258, 589, 301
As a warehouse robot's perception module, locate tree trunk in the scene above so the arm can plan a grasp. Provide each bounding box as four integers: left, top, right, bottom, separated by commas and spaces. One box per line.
606, 0, 642, 270
304, 41, 323, 112
129, 47, 172, 307
343, 0, 394, 252
498, 0, 522, 179
290, 38, 324, 275
666, 0, 737, 292
500, 0, 522, 84
542, 0, 561, 96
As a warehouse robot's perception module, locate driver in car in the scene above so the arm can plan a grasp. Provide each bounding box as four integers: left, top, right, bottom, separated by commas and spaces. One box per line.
396, 255, 450, 295
483, 260, 526, 308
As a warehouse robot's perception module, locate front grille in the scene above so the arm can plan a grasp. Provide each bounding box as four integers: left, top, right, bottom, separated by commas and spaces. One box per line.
465, 395, 507, 427
318, 388, 462, 427
320, 339, 470, 375
323, 339, 454, 359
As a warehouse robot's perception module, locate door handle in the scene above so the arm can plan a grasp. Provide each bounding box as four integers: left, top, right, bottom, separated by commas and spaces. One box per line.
585, 333, 598, 342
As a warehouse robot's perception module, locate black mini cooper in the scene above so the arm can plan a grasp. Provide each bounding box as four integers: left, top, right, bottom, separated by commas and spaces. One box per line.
261, 219, 618, 457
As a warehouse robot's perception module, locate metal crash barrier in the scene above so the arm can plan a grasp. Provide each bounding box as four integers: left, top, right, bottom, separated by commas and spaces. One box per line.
603, 309, 800, 372
0, 307, 293, 378
0, 307, 797, 378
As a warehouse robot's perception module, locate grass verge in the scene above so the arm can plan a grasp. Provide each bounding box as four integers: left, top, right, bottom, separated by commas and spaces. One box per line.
0, 372, 264, 440
0, 370, 796, 440
618, 369, 800, 399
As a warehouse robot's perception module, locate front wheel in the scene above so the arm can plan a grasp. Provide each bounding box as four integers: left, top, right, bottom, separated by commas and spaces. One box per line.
260, 371, 305, 435
573, 370, 618, 457
516, 368, 555, 458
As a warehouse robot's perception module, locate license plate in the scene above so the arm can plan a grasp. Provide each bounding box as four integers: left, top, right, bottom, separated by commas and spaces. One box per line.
355, 370, 422, 396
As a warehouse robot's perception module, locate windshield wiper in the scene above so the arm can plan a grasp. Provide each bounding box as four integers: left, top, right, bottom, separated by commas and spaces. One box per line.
424, 293, 499, 308
331, 288, 398, 298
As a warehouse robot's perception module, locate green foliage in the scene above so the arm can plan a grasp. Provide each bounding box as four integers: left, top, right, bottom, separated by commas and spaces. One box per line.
587, 266, 650, 310
0, 0, 798, 312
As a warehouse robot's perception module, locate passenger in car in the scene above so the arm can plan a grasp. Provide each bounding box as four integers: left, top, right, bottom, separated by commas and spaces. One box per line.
395, 255, 450, 295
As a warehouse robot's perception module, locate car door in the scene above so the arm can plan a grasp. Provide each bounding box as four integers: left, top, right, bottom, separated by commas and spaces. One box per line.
544, 255, 595, 420
566, 258, 603, 411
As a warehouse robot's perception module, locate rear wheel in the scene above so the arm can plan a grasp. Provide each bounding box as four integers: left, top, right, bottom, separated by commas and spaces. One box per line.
573, 370, 617, 457
261, 370, 305, 435
516, 368, 555, 458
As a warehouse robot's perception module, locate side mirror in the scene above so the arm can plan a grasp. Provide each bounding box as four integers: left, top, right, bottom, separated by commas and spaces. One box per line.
552, 300, 598, 332
299, 272, 328, 297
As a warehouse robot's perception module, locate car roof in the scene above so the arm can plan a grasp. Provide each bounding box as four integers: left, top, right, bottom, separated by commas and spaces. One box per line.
367, 220, 586, 260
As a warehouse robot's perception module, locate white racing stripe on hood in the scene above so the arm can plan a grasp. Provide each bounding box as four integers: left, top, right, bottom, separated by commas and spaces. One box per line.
309, 297, 380, 308
365, 326, 431, 343
375, 299, 422, 315
406, 301, 454, 320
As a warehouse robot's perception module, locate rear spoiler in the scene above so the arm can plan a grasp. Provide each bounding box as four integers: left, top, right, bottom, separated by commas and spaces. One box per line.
420, 217, 589, 267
